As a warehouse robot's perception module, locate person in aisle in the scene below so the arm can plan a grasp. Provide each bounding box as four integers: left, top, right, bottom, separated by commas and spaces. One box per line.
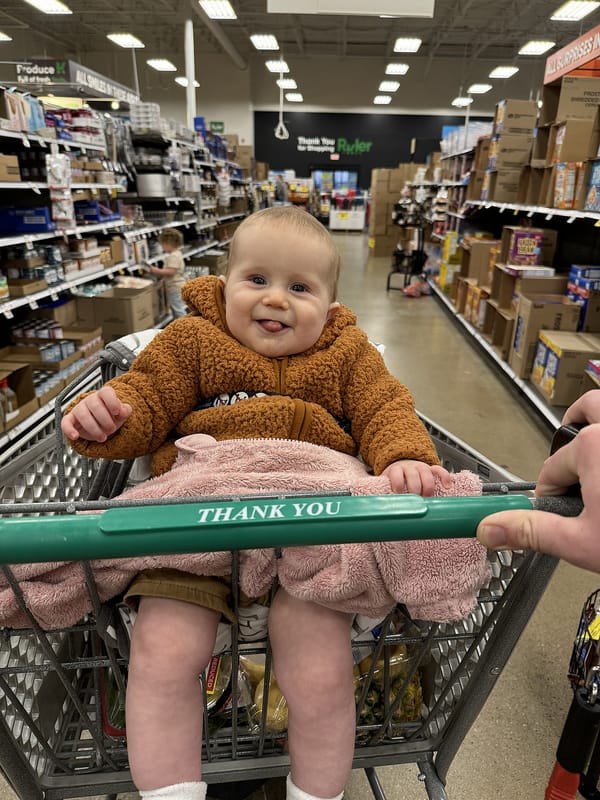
477, 389, 600, 572
146, 228, 188, 319
60, 205, 451, 800
274, 172, 288, 203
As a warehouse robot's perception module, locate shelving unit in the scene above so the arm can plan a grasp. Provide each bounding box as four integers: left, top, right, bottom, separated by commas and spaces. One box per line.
0, 101, 252, 455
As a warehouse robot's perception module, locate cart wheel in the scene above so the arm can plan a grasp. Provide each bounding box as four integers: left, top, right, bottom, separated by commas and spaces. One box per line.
207, 778, 267, 800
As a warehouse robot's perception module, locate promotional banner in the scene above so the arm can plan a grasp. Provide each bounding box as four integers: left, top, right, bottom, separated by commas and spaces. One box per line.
254, 111, 488, 187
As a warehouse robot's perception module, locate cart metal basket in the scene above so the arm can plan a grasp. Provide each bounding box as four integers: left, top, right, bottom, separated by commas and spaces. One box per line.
0, 348, 558, 800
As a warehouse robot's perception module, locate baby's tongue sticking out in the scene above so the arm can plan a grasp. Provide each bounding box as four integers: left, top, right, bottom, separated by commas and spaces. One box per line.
260, 320, 285, 332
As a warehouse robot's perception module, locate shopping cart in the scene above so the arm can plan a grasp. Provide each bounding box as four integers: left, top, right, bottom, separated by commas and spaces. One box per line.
0, 342, 568, 800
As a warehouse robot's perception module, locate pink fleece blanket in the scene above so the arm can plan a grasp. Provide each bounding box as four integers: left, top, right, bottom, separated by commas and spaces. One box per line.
0, 435, 490, 629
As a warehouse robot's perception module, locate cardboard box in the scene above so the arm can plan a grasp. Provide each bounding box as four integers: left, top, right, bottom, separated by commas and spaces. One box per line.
493, 99, 538, 137
0, 345, 82, 372
368, 233, 398, 258
464, 283, 490, 327
0, 154, 20, 182
533, 330, 600, 406
7, 277, 48, 297
487, 135, 533, 171
509, 294, 581, 378
490, 263, 567, 310
107, 236, 135, 266
0, 359, 36, 432
455, 276, 476, 315
35, 299, 79, 326
474, 137, 491, 171
76, 285, 155, 341
547, 116, 599, 166
553, 162, 585, 209
460, 239, 498, 285
583, 158, 600, 211
482, 300, 515, 360
466, 170, 485, 201
486, 169, 521, 203
531, 126, 551, 167
539, 76, 600, 127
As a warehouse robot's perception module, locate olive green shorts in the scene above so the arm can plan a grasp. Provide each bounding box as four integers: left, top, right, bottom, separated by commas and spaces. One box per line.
123, 569, 236, 624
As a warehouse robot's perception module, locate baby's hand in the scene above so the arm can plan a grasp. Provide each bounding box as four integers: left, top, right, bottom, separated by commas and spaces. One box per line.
61, 385, 132, 442
382, 460, 451, 497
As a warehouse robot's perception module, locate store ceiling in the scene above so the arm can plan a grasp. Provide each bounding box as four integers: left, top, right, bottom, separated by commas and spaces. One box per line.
1, 0, 600, 109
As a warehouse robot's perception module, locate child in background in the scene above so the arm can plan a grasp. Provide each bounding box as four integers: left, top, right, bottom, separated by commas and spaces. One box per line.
147, 228, 188, 319
61, 206, 450, 800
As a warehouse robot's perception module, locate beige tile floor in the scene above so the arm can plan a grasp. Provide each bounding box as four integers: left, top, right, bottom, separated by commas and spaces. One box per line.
1, 232, 598, 800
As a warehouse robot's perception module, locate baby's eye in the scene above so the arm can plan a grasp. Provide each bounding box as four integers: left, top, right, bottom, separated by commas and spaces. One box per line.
250, 275, 266, 285
290, 283, 307, 292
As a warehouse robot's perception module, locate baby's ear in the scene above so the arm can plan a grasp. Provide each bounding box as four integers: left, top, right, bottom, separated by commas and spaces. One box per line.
327, 302, 340, 321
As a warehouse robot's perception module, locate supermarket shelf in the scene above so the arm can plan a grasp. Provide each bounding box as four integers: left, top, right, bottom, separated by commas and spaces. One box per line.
122, 217, 198, 240
0, 181, 123, 191
428, 280, 562, 430
0, 128, 106, 153
217, 212, 246, 223
184, 242, 224, 259
440, 147, 474, 161
466, 199, 600, 223
0, 218, 130, 249
0, 261, 139, 316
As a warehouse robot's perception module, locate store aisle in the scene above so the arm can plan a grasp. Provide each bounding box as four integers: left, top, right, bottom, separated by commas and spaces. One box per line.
334, 233, 600, 800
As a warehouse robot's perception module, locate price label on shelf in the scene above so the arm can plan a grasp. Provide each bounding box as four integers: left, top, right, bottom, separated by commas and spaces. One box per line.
2, 308, 14, 319
50, 292, 59, 302
28, 299, 39, 310
24, 236, 34, 250
21, 135, 30, 148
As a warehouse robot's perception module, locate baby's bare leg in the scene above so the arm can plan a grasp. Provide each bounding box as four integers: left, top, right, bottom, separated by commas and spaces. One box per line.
269, 589, 355, 798
126, 597, 220, 790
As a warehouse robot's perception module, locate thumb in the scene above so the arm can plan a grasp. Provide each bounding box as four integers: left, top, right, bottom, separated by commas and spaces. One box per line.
117, 402, 133, 420
476, 509, 570, 558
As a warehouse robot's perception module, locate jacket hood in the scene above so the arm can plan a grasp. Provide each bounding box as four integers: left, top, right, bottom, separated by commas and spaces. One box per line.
181, 275, 357, 351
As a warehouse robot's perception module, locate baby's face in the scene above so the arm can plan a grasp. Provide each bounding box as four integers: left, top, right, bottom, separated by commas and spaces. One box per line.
220, 224, 339, 358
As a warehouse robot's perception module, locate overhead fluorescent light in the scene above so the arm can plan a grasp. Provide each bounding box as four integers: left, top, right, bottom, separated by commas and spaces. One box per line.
199, 0, 237, 19
551, 0, 599, 20
0, 31, 13, 41
175, 76, 200, 87
374, 95, 392, 104
266, 59, 289, 72
147, 59, 177, 72
286, 92, 303, 102
468, 83, 492, 94
489, 65, 519, 78
379, 80, 400, 92
451, 96, 473, 107
385, 63, 409, 75
107, 33, 145, 48
393, 37, 421, 52
518, 40, 555, 55
277, 77, 297, 89
267, 0, 434, 17
23, 0, 72, 13
250, 34, 279, 50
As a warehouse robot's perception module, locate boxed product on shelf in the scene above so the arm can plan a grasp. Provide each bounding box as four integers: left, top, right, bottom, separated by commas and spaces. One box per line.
0, 206, 55, 234
583, 158, 600, 211
567, 286, 600, 332
548, 115, 600, 166
487, 135, 533, 171
74, 198, 122, 224
489, 263, 567, 311
6, 277, 48, 297
531, 330, 600, 406
553, 162, 585, 209
570, 265, 600, 280
75, 283, 155, 341
509, 293, 582, 378
482, 169, 521, 203
0, 358, 37, 432
500, 226, 543, 265
481, 301, 515, 359
539, 75, 600, 127
464, 283, 490, 328
493, 99, 538, 137
459, 238, 498, 286
187, 250, 228, 275
0, 155, 20, 183
583, 360, 600, 390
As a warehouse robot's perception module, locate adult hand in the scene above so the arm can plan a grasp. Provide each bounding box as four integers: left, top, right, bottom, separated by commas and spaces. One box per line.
477, 390, 600, 570
61, 385, 132, 443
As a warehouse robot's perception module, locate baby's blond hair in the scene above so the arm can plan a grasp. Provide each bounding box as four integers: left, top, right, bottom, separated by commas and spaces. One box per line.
227, 206, 341, 299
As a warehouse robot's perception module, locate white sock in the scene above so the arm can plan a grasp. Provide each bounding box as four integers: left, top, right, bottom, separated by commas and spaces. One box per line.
139, 781, 207, 800
286, 774, 344, 800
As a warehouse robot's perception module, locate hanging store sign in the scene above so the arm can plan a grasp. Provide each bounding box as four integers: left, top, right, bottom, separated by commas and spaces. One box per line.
210, 121, 225, 133
15, 59, 139, 104
544, 24, 600, 84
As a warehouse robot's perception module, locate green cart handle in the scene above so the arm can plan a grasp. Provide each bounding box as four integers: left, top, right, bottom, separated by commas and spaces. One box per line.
0, 494, 533, 564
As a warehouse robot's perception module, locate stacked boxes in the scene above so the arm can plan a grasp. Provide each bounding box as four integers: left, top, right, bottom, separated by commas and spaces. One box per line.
368, 164, 425, 257
483, 99, 538, 203
531, 330, 600, 406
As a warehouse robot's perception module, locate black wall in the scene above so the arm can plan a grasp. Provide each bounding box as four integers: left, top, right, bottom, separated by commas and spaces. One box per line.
254, 111, 491, 189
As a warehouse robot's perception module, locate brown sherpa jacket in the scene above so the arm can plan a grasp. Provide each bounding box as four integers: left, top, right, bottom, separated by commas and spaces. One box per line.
67, 276, 439, 476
